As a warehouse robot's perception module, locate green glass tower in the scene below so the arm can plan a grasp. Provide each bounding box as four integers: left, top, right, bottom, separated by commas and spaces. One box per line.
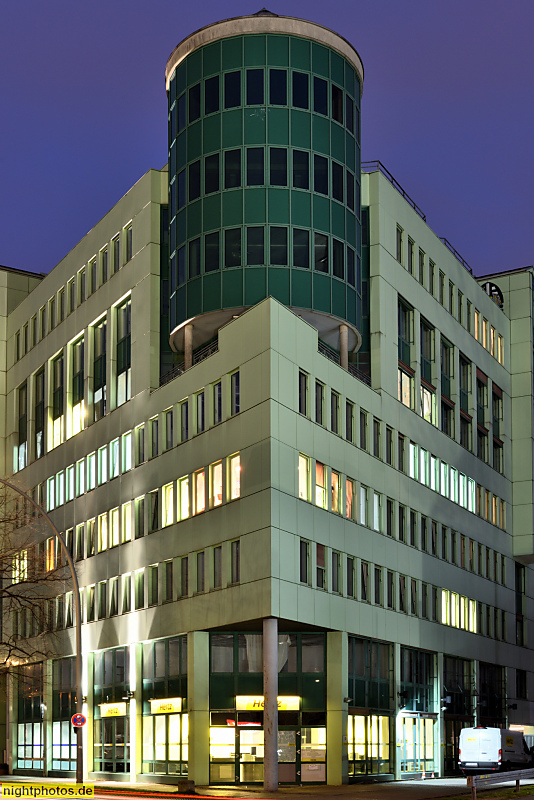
166, 11, 363, 358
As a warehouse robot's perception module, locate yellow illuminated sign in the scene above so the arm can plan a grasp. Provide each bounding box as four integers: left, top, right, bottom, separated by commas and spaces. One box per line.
99, 702, 127, 718
236, 695, 300, 711
150, 697, 182, 714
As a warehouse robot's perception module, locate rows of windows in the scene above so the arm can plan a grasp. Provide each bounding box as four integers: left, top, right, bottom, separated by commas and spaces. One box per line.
170, 67, 359, 140
298, 370, 506, 530
13, 223, 133, 363
298, 454, 507, 582
298, 539, 498, 635
398, 297, 505, 472
171, 149, 359, 215
40, 453, 240, 563
12, 539, 240, 637
395, 223, 504, 365
170, 227, 358, 287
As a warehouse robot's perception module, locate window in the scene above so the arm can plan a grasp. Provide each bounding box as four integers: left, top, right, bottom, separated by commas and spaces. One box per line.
135, 570, 145, 610
270, 149, 287, 186
247, 226, 264, 265
93, 317, 106, 421
407, 238, 414, 275
178, 477, 189, 520
331, 391, 340, 434
150, 416, 159, 458
97, 445, 107, 485
205, 231, 220, 272
230, 370, 240, 415
398, 505, 405, 543
247, 147, 264, 185
122, 502, 132, 543
386, 498, 393, 537
210, 460, 223, 507
372, 492, 381, 531
205, 154, 219, 194
331, 84, 343, 123
196, 552, 205, 593
313, 77, 327, 114
224, 150, 241, 189
346, 401, 354, 442
213, 382, 222, 424
16, 383, 27, 471
315, 381, 324, 425
52, 352, 65, 448
229, 453, 241, 500
188, 160, 201, 201
387, 571, 395, 609
359, 410, 367, 450
331, 470, 341, 514
163, 482, 174, 527
420, 319, 433, 385
361, 562, 369, 602
196, 391, 205, 433
122, 575, 131, 613
298, 454, 310, 501
399, 575, 406, 613
316, 544, 326, 589
77, 268, 86, 304
438, 271, 444, 305
180, 401, 189, 442
346, 479, 355, 519
441, 400, 454, 438
315, 461, 326, 508
246, 68, 263, 104
205, 75, 219, 115
359, 486, 367, 526
125, 224, 133, 262
34, 369, 45, 458
194, 469, 206, 515
373, 418, 380, 458
97, 513, 108, 552
180, 557, 189, 597
398, 300, 412, 366
148, 565, 159, 606
314, 155, 328, 195
347, 557, 355, 598
298, 371, 308, 415
293, 151, 309, 190
332, 162, 343, 203
148, 490, 159, 533
441, 337, 453, 398
418, 249, 425, 284
292, 71, 308, 108
314, 233, 328, 272
116, 298, 131, 405
231, 540, 240, 583
101, 247, 108, 283
332, 551, 341, 594
398, 369, 413, 408
396, 226, 403, 263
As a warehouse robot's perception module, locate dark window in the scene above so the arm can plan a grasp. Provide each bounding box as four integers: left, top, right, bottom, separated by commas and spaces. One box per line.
332, 162, 343, 202
224, 71, 241, 108
293, 229, 309, 268
177, 170, 185, 209
346, 171, 354, 211
345, 94, 354, 133
314, 155, 328, 194
224, 149, 241, 189
204, 75, 219, 115
293, 150, 309, 189
247, 227, 264, 265
270, 227, 287, 265
313, 77, 328, 115
188, 160, 201, 201
225, 228, 241, 267
292, 71, 308, 109
189, 238, 201, 277
247, 148, 264, 185
204, 232, 219, 272
246, 69, 263, 105
187, 85, 201, 127
204, 154, 219, 194
347, 247, 355, 286
177, 246, 186, 285
270, 69, 287, 105
300, 540, 309, 583
332, 85, 343, 123
177, 94, 186, 132
270, 148, 287, 186
332, 239, 344, 279
314, 233, 328, 272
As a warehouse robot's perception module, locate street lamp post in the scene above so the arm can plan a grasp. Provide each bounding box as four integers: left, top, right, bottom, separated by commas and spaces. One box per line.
0, 478, 83, 783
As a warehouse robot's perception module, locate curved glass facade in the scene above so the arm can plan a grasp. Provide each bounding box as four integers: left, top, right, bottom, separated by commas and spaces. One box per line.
167, 31, 363, 343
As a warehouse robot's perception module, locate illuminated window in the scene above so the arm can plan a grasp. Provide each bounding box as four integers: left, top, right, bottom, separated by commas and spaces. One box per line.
346, 478, 355, 520
56, 470, 65, 507
194, 470, 206, 515
110, 507, 120, 547
46, 538, 55, 572
87, 452, 96, 491
178, 477, 190, 520
71, 337, 85, 436
398, 369, 413, 408
210, 461, 223, 507
93, 316, 106, 421
121, 431, 132, 472
482, 317, 488, 349
372, 491, 381, 531
474, 309, 481, 341
359, 486, 367, 526
76, 459, 84, 496
162, 483, 174, 527
97, 446, 107, 485
66, 465, 74, 501
421, 385, 436, 425
52, 352, 65, 448
109, 438, 120, 479
122, 501, 132, 543
315, 462, 326, 508
47, 476, 55, 511
229, 454, 241, 500
97, 513, 108, 552
497, 334, 503, 364
408, 442, 418, 479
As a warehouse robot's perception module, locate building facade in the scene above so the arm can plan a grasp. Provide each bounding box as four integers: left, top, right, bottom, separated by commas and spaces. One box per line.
1, 10, 533, 788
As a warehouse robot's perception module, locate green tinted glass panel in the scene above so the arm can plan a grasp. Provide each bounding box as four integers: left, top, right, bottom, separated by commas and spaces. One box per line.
203, 273, 222, 312
222, 269, 244, 308
202, 42, 221, 76
222, 191, 243, 226
267, 107, 289, 144
187, 49, 202, 84
176, 63, 186, 96
330, 52, 344, 86
290, 110, 311, 149
244, 35, 266, 66
345, 62, 355, 95
345, 131, 356, 171
203, 195, 221, 231
331, 123, 345, 162
187, 278, 202, 317
332, 279, 346, 319
268, 189, 289, 224
345, 210, 356, 246
222, 109, 243, 148
291, 191, 311, 227
332, 203, 345, 238
347, 286, 357, 325
268, 268, 290, 304
313, 195, 330, 233
290, 36, 310, 70
176, 210, 186, 247
312, 42, 329, 78
187, 200, 202, 238
176, 132, 186, 171
267, 35, 289, 66
244, 189, 266, 223
312, 115, 330, 156
244, 110, 266, 144
313, 273, 331, 313
187, 121, 202, 161
203, 115, 221, 153
291, 268, 312, 307
222, 37, 242, 70
245, 267, 266, 305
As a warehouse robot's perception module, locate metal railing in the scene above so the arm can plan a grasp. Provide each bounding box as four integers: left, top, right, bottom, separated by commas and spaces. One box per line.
439, 237, 473, 274
467, 767, 534, 800
159, 339, 219, 387
362, 161, 427, 221
318, 340, 372, 387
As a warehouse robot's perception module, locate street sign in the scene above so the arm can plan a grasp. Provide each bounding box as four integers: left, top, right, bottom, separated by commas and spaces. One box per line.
72, 713, 87, 727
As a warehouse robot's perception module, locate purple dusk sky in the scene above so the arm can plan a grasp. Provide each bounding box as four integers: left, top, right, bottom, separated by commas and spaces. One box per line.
1, 0, 533, 277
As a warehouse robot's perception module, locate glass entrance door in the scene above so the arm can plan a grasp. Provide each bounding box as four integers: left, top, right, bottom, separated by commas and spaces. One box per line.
399, 715, 435, 774
239, 728, 264, 783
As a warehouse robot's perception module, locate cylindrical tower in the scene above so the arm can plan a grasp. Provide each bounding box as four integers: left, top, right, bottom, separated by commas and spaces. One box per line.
166, 10, 363, 358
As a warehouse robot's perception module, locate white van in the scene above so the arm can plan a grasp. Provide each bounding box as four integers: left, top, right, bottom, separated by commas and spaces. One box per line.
459, 727, 534, 773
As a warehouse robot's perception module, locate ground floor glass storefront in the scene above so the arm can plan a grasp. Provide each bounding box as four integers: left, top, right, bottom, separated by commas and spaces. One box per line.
397, 714, 437, 775
347, 714, 392, 776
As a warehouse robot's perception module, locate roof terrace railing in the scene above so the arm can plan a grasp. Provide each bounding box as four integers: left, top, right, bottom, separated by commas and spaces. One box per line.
439, 237, 473, 274
159, 339, 219, 387
318, 340, 372, 388
361, 160, 427, 221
